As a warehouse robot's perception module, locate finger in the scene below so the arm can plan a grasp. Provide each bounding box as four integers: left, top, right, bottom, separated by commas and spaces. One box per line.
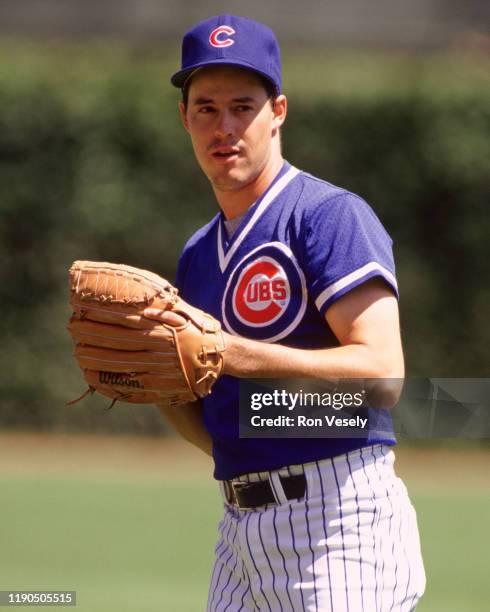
143, 308, 187, 327
74, 307, 163, 329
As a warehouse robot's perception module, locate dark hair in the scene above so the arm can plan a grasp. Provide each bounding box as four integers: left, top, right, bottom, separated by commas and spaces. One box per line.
182, 70, 278, 109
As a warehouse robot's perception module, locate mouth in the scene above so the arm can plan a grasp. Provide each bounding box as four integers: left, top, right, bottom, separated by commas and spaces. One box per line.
211, 147, 241, 163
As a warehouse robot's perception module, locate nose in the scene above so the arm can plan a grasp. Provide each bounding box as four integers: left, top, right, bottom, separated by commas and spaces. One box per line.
214, 110, 234, 139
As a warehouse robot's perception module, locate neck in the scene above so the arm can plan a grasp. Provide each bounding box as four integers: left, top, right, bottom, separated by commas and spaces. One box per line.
213, 154, 284, 220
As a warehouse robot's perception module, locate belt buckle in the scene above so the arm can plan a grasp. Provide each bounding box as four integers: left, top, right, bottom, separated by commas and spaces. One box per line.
230, 481, 254, 511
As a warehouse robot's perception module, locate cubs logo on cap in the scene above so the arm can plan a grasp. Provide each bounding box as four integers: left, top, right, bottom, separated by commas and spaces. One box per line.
171, 14, 281, 94
209, 26, 236, 48
222, 243, 306, 342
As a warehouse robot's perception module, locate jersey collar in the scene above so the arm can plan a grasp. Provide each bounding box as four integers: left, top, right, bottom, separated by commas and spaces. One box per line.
217, 162, 300, 273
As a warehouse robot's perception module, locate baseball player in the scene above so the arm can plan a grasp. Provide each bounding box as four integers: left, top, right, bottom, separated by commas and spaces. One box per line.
148, 14, 426, 611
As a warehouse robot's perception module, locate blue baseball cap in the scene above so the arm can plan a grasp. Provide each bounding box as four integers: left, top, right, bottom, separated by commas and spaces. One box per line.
171, 14, 281, 94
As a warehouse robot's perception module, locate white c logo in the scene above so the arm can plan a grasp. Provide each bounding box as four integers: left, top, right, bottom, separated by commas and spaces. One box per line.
209, 26, 236, 48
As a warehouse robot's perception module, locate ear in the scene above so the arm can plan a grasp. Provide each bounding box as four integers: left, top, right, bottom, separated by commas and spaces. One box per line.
272, 94, 287, 131
178, 101, 190, 133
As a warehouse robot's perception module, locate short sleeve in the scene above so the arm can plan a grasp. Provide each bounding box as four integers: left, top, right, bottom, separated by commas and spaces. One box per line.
300, 192, 398, 316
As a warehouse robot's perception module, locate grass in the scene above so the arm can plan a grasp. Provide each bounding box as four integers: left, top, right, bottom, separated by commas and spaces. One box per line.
0, 477, 222, 612
415, 495, 490, 612
0, 440, 489, 611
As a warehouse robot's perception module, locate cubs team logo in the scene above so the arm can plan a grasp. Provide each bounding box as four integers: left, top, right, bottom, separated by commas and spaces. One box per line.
222, 243, 307, 342
209, 26, 236, 48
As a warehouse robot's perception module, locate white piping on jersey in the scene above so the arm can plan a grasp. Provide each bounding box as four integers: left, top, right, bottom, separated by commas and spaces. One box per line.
217, 166, 300, 273
221, 241, 308, 343
315, 261, 398, 312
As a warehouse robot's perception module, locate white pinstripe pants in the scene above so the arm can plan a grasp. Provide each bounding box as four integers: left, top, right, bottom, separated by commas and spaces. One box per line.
207, 445, 426, 611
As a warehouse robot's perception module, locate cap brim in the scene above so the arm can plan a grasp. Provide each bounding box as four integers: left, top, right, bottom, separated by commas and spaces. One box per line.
171, 58, 279, 93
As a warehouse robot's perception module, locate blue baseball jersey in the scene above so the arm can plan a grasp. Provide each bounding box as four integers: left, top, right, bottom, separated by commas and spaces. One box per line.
176, 161, 398, 480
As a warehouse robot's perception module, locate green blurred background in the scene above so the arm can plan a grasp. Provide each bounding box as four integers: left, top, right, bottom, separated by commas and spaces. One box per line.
0, 1, 489, 610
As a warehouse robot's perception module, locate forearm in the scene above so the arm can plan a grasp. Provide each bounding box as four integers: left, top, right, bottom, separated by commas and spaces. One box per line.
157, 401, 213, 457
223, 333, 404, 409
223, 333, 402, 379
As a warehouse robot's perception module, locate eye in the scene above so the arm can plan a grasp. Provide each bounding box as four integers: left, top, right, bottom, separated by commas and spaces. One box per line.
197, 106, 216, 114
234, 105, 253, 112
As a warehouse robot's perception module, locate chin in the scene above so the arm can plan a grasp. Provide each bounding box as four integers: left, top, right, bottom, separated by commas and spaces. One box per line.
210, 169, 251, 191
216, 165, 263, 191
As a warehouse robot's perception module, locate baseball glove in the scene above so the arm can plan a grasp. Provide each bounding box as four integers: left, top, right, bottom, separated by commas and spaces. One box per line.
67, 260, 226, 407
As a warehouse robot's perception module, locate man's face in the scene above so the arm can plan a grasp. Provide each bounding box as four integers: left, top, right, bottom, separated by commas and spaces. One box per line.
179, 66, 286, 193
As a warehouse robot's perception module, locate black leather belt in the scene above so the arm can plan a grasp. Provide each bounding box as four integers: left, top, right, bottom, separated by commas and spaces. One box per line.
224, 474, 306, 510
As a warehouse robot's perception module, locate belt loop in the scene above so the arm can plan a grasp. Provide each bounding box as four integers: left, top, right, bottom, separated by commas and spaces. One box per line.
302, 462, 314, 500
269, 472, 289, 505
219, 480, 230, 504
